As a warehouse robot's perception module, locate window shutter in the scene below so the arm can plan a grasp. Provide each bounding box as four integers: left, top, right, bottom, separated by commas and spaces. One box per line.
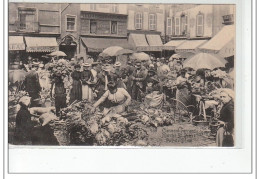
167, 18, 172, 35
196, 14, 204, 36
175, 17, 180, 35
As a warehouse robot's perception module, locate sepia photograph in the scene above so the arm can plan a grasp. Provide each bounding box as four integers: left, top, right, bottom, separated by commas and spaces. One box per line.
8, 3, 236, 147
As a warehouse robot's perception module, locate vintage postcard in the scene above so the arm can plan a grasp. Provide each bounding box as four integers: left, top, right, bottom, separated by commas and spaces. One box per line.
8, 3, 236, 148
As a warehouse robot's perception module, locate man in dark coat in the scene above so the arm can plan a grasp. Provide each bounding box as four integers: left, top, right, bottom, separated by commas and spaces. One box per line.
23, 62, 42, 107
131, 61, 147, 101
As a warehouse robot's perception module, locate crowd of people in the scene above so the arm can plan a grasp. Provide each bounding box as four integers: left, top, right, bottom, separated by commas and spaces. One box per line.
10, 53, 235, 147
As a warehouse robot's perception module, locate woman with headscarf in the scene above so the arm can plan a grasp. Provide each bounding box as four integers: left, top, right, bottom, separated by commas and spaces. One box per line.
14, 96, 34, 145
91, 81, 131, 116
216, 89, 235, 147
69, 64, 82, 104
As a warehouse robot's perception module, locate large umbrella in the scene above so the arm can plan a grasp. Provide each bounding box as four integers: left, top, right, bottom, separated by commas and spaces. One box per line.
130, 52, 150, 61
49, 51, 67, 57
100, 47, 133, 57
178, 51, 196, 59
183, 53, 227, 70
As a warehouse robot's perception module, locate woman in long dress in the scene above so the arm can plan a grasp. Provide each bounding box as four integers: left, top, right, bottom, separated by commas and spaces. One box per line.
70, 64, 82, 104
81, 63, 94, 102
216, 89, 234, 147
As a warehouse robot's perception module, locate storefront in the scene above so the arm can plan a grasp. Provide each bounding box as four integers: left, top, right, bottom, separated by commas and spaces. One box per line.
79, 11, 128, 60
175, 40, 208, 53
9, 36, 26, 65
24, 36, 59, 62
128, 33, 163, 58
59, 35, 78, 60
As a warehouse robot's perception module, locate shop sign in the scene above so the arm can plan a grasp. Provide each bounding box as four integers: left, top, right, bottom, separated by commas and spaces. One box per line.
26, 46, 58, 52
9, 44, 25, 50
81, 12, 127, 21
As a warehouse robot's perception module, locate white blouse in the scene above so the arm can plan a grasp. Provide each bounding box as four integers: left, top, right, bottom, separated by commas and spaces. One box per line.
93, 88, 131, 108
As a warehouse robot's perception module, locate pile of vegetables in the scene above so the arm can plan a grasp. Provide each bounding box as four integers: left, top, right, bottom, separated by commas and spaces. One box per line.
47, 59, 72, 81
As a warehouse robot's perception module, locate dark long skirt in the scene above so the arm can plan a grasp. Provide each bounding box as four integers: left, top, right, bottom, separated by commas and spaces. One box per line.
70, 80, 82, 104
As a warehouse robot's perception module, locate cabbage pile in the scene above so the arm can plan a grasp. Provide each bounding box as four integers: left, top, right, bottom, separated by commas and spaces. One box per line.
47, 59, 73, 81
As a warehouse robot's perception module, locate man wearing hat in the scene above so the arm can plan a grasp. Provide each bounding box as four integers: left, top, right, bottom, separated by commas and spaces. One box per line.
23, 62, 42, 107
114, 62, 127, 89
131, 60, 147, 101
81, 63, 94, 102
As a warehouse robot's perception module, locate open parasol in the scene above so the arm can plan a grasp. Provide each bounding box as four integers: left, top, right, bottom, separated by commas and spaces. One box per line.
183, 53, 227, 70
178, 51, 196, 59
49, 51, 67, 57
99, 46, 133, 57
130, 52, 150, 61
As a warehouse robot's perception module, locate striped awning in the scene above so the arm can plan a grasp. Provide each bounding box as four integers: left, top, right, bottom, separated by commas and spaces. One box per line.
175, 40, 208, 53
163, 40, 186, 50
25, 37, 58, 52
199, 25, 235, 58
9, 36, 25, 51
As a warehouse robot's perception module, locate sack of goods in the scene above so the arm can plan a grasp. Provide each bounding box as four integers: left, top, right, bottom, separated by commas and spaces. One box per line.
145, 91, 165, 108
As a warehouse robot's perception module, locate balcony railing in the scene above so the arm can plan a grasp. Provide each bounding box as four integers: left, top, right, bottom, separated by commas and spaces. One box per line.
15, 21, 39, 32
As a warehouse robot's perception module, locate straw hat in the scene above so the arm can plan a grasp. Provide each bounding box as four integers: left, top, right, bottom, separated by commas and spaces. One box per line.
82, 63, 91, 67
114, 62, 122, 67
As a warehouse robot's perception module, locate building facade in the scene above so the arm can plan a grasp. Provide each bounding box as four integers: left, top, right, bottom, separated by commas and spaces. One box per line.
164, 4, 235, 56
166, 4, 235, 40
126, 4, 165, 56
77, 4, 128, 60
9, 3, 61, 62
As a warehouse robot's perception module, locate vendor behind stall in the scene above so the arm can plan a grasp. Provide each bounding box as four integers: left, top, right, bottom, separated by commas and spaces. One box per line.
14, 96, 33, 145
176, 69, 191, 110
91, 81, 131, 116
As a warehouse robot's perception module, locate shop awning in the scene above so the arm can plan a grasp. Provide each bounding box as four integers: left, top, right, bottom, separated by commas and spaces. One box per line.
199, 25, 235, 57
25, 37, 58, 52
128, 33, 163, 51
146, 34, 163, 51
175, 40, 208, 53
81, 37, 129, 52
163, 40, 186, 50
9, 36, 25, 51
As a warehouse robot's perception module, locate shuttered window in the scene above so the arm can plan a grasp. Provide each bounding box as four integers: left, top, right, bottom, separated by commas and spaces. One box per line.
196, 14, 204, 36
135, 12, 143, 30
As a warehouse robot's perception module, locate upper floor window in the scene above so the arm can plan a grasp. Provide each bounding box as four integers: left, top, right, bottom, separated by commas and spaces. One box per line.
181, 15, 188, 35
111, 4, 118, 13
166, 17, 172, 35
135, 12, 143, 30
90, 4, 97, 10
196, 13, 204, 36
90, 20, 97, 34
111, 21, 117, 34
149, 14, 156, 31
66, 15, 76, 31
175, 17, 180, 35
18, 8, 36, 30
